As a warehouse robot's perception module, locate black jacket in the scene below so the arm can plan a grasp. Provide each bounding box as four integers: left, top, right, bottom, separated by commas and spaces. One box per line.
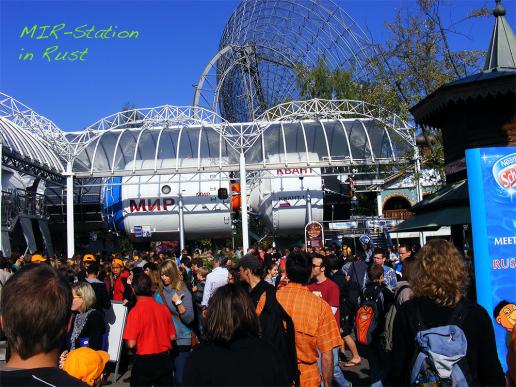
183, 335, 289, 386
390, 297, 505, 386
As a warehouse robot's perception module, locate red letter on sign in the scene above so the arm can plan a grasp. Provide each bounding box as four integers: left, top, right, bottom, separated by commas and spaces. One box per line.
130, 199, 146, 212
147, 198, 161, 212
163, 198, 175, 211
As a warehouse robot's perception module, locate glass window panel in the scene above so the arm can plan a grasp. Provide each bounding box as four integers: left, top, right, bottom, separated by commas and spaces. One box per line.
283, 122, 305, 156
303, 122, 329, 162
134, 130, 158, 162
262, 124, 283, 162
345, 120, 370, 160
326, 121, 351, 160
178, 127, 199, 159
91, 131, 119, 172
113, 130, 138, 171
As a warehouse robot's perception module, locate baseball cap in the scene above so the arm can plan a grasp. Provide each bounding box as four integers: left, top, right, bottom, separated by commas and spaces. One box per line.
31, 254, 46, 263
111, 258, 124, 268
62, 347, 109, 386
83, 254, 96, 262
234, 254, 263, 272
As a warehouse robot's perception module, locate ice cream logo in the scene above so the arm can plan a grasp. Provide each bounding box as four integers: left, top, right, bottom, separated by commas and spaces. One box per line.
492, 153, 516, 190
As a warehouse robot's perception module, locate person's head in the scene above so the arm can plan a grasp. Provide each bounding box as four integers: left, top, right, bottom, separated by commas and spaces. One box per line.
265, 263, 278, 278
236, 254, 263, 285
493, 301, 516, 332
367, 263, 384, 283
398, 244, 412, 262
86, 262, 100, 277
143, 261, 157, 275
373, 248, 385, 266
196, 267, 208, 281
0, 256, 10, 271
63, 347, 109, 386
286, 251, 311, 284
191, 258, 203, 272
214, 255, 228, 268
132, 271, 154, 297
0, 264, 72, 359
111, 258, 123, 277
412, 239, 469, 307
227, 267, 239, 284
325, 254, 339, 272
159, 259, 184, 290
31, 253, 47, 264
180, 257, 191, 270
204, 284, 259, 345
72, 282, 96, 313
401, 256, 416, 283
310, 255, 327, 281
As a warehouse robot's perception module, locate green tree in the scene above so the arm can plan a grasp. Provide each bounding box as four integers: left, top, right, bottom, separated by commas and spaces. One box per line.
294, 0, 489, 178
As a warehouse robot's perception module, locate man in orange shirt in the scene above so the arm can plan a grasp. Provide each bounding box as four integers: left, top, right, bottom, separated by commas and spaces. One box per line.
277, 251, 343, 386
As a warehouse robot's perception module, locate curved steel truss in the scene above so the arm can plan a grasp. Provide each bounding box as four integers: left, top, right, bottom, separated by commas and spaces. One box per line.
0, 92, 70, 159
194, 0, 376, 122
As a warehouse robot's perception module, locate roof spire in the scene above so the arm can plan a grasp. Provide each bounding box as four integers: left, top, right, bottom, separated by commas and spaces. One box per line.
483, 0, 516, 71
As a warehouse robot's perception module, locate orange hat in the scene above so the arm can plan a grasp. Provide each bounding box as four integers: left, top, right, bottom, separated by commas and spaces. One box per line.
63, 347, 109, 386
133, 255, 139, 261
83, 254, 96, 262
31, 254, 46, 263
111, 258, 123, 268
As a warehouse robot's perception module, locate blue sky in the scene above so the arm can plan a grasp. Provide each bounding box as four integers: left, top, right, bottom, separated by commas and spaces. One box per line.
0, 0, 511, 131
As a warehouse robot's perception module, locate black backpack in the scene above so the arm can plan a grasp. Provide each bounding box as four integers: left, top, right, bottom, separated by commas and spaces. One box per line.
255, 285, 300, 386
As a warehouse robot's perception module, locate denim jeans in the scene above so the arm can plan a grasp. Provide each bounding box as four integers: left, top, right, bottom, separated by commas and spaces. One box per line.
171, 346, 190, 385
317, 347, 351, 387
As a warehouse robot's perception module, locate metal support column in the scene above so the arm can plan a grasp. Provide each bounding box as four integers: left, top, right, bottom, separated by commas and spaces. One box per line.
376, 191, 383, 217
66, 162, 75, 258
239, 152, 249, 251
178, 194, 185, 251
0, 143, 2, 255
306, 189, 312, 223
414, 147, 426, 246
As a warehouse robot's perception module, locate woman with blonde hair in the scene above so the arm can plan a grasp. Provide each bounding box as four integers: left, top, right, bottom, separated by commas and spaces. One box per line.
155, 259, 195, 385
68, 282, 106, 351
390, 239, 504, 386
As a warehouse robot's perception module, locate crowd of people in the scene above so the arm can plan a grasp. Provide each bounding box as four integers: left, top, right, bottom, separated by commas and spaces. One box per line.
0, 240, 513, 386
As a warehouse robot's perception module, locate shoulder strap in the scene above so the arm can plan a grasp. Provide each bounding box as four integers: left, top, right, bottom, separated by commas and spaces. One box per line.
159, 288, 174, 314
394, 285, 409, 304
448, 298, 468, 327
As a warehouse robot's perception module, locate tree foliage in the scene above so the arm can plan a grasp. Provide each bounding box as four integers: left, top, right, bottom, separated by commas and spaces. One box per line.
294, 0, 488, 178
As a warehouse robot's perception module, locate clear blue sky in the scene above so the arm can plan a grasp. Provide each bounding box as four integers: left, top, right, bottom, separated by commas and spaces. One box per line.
0, 0, 511, 131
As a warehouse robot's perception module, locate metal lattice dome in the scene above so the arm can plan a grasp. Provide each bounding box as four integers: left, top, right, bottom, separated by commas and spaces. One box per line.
194, 0, 375, 123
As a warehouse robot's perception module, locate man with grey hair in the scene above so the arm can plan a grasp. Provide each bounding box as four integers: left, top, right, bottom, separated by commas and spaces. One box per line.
201, 255, 228, 308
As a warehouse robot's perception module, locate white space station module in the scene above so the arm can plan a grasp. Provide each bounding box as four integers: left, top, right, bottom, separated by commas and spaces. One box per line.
101, 155, 327, 241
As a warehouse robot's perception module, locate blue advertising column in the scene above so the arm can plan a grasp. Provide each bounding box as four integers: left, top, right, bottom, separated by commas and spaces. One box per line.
466, 146, 516, 372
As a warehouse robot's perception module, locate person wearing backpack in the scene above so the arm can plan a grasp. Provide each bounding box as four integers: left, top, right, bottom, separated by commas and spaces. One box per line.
355, 263, 394, 386
390, 240, 505, 386
382, 256, 415, 353
237, 254, 300, 386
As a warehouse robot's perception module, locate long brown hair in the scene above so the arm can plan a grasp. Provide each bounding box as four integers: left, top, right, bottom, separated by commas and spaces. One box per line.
158, 259, 185, 291
412, 239, 469, 307
204, 284, 259, 345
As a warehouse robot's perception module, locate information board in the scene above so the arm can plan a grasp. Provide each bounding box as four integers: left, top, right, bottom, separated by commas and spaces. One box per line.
466, 146, 516, 371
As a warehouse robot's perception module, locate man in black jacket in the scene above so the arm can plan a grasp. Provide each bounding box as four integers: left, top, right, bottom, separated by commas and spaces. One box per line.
85, 263, 111, 313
